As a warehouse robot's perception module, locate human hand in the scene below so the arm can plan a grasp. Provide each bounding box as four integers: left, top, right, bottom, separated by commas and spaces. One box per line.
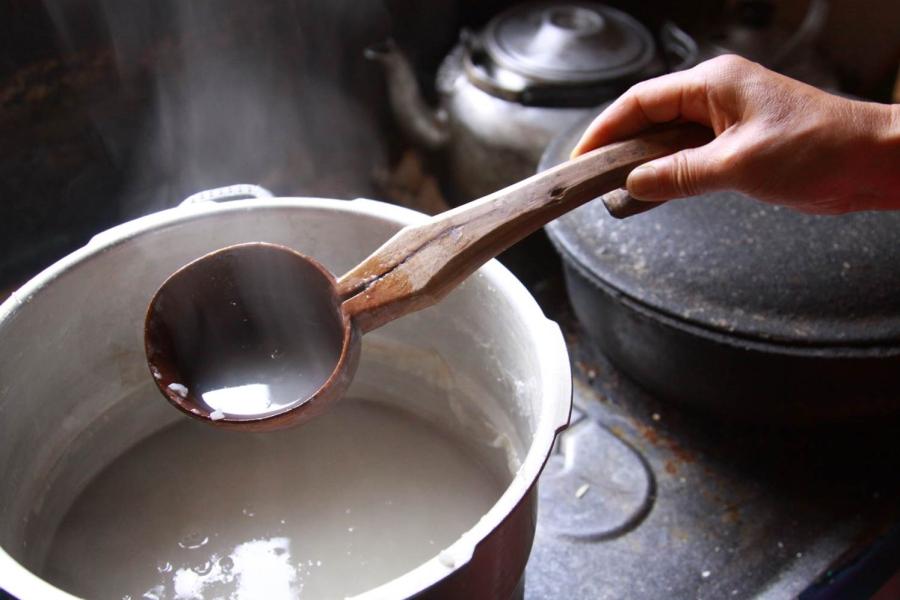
572, 55, 900, 214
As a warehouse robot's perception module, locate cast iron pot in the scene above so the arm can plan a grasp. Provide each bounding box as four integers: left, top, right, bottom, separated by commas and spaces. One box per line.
541, 116, 900, 422
0, 186, 571, 599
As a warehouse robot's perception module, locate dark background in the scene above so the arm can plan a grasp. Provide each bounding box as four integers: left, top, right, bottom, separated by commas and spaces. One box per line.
1, 0, 898, 290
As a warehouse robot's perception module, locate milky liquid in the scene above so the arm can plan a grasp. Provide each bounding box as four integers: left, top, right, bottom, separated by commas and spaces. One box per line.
42, 399, 507, 599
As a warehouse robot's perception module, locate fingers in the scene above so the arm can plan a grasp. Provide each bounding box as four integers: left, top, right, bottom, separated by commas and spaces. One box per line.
626, 133, 736, 201
571, 68, 713, 157
570, 54, 761, 158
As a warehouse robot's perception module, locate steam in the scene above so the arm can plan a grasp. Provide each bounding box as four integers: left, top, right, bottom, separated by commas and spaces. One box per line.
44, 0, 392, 215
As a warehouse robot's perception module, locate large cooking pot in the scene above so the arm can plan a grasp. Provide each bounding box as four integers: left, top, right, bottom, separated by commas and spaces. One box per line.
541, 115, 900, 422
367, 1, 697, 201
0, 187, 571, 599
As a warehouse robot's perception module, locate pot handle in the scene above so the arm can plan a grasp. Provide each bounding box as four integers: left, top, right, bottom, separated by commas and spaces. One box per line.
180, 184, 274, 206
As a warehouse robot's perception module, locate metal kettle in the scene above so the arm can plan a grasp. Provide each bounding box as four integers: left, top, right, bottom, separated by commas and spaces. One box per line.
367, 1, 697, 201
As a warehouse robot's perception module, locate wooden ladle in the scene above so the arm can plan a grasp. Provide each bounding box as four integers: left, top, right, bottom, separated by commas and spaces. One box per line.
145, 123, 712, 430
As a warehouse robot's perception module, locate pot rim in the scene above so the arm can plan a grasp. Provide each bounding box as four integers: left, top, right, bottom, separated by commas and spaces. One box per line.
0, 196, 572, 600
550, 234, 900, 358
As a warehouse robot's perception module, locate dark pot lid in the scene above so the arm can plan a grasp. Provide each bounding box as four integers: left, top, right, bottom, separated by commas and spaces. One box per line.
469, 2, 656, 106
542, 114, 900, 348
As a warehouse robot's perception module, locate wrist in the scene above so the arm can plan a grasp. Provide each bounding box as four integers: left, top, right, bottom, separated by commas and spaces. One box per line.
842, 100, 900, 210
845, 99, 895, 143
865, 102, 900, 210
884, 104, 900, 145
861, 101, 898, 143
872, 103, 900, 187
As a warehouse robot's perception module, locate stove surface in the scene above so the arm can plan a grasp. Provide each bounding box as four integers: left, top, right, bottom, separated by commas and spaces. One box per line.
525, 299, 900, 600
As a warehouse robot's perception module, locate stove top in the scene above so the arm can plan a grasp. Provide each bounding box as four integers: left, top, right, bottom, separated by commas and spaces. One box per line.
524, 267, 900, 599
3, 222, 900, 600
5, 4, 899, 597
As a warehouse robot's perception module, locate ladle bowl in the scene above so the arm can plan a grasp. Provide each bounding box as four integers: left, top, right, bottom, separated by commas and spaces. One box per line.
145, 123, 713, 430
145, 243, 358, 430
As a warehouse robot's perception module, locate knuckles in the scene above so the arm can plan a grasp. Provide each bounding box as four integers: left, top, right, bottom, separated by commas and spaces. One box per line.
701, 54, 757, 77
668, 151, 702, 198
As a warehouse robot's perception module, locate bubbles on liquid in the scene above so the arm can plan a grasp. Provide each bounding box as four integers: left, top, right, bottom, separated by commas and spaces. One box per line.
141, 584, 164, 600
177, 532, 209, 550
156, 561, 173, 574
242, 507, 255, 517
270, 348, 282, 359
164, 537, 297, 599
219, 556, 234, 573
195, 559, 214, 576
347, 526, 354, 533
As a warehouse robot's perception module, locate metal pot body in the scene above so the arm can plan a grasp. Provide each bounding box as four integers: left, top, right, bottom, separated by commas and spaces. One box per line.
0, 193, 571, 599
561, 258, 900, 422
541, 111, 900, 422
437, 31, 698, 199
435, 18, 671, 200
372, 2, 697, 202
443, 79, 596, 199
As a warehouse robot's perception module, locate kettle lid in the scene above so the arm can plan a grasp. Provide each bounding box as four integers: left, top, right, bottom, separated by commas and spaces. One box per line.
482, 2, 656, 86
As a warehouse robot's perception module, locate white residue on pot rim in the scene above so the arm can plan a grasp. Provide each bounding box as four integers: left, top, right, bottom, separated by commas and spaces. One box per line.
437, 550, 455, 569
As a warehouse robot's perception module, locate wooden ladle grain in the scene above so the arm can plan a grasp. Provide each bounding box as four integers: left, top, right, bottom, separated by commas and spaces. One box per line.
145, 124, 712, 430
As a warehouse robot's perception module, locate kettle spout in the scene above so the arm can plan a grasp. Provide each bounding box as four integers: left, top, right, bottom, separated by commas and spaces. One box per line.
365, 39, 449, 150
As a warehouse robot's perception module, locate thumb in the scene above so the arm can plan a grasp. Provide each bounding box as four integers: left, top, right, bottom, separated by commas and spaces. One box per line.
626, 139, 728, 202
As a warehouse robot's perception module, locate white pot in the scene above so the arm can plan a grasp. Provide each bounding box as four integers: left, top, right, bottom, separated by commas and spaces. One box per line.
0, 187, 571, 599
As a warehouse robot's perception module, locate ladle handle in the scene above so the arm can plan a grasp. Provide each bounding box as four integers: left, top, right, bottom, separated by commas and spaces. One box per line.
338, 123, 713, 332
602, 188, 662, 218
